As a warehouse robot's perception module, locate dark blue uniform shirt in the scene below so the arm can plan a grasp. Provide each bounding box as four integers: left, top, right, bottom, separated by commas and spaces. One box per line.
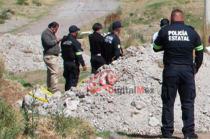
61, 34, 85, 66
153, 21, 203, 71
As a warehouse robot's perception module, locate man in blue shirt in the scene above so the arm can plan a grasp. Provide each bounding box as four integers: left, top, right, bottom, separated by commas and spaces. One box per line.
153, 9, 203, 139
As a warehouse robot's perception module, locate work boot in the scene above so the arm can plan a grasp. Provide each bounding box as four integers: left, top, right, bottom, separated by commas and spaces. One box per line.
161, 135, 175, 139
184, 133, 198, 139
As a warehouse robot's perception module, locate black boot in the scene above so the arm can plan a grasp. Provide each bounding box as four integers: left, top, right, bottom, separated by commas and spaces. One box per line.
184, 133, 198, 139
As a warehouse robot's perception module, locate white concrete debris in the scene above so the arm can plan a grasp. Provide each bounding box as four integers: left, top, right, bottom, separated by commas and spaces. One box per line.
20, 45, 210, 135
0, 33, 90, 73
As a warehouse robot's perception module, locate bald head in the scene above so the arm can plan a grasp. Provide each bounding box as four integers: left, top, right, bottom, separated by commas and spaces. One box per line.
171, 9, 184, 22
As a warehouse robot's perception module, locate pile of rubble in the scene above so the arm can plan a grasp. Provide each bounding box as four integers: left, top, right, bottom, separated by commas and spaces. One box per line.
0, 33, 90, 73
22, 45, 210, 135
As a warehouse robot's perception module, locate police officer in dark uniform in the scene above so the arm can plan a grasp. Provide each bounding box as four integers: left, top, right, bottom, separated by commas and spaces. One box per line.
153, 9, 203, 139
89, 23, 106, 74
103, 21, 123, 64
61, 25, 87, 91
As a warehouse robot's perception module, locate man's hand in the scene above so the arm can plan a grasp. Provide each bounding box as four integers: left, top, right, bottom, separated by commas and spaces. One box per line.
194, 63, 198, 74
82, 66, 87, 71
57, 38, 62, 43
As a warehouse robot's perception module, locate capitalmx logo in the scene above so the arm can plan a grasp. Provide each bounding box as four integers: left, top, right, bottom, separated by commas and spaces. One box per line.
114, 86, 154, 94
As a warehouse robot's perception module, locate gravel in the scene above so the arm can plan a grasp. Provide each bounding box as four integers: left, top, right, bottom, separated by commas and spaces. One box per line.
22, 45, 210, 135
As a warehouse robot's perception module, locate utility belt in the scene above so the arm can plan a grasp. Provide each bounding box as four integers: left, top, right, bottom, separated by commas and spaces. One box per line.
92, 53, 102, 56
164, 63, 193, 69
44, 53, 59, 57
64, 59, 76, 63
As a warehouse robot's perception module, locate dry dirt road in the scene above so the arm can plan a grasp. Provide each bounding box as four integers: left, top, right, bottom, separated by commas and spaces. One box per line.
16, 0, 119, 36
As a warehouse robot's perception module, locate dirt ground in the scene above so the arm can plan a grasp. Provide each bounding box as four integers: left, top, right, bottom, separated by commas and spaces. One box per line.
16, 0, 119, 36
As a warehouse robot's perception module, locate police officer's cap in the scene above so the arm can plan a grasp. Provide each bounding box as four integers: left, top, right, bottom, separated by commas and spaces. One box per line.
69, 25, 80, 33
112, 21, 122, 30
92, 23, 103, 32
160, 18, 169, 27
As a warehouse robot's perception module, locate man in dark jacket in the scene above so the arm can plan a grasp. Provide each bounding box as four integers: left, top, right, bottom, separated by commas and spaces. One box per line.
89, 23, 106, 74
153, 9, 203, 139
61, 25, 87, 91
103, 21, 123, 64
41, 21, 62, 93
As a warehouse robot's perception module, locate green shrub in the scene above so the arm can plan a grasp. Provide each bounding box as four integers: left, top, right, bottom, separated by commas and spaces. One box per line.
0, 100, 22, 139
0, 18, 5, 24
52, 112, 95, 138
22, 98, 39, 137
16, 0, 28, 5
0, 9, 13, 24
32, 0, 42, 6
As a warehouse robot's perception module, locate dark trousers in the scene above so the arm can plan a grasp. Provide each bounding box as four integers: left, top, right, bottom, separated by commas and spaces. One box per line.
90, 55, 106, 74
63, 61, 80, 91
161, 64, 196, 137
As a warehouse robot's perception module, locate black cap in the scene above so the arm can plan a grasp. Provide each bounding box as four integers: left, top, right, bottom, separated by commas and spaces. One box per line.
160, 18, 169, 27
112, 21, 122, 30
69, 25, 80, 33
92, 23, 103, 32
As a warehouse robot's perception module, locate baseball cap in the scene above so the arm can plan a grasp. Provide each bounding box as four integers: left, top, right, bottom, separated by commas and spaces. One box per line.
112, 21, 122, 30
69, 25, 80, 33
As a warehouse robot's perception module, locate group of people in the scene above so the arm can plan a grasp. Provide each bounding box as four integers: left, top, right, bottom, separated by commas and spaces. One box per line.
41, 20, 123, 92
41, 8, 204, 139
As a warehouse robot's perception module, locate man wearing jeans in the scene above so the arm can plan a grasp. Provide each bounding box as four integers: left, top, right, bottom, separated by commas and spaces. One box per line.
41, 21, 61, 93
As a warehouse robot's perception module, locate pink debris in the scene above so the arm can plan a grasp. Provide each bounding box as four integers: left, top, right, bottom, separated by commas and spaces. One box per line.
86, 69, 118, 94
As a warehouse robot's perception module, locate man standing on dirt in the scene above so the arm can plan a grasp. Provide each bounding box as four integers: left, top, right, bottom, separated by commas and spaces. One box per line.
89, 23, 106, 74
41, 22, 62, 93
61, 25, 87, 91
153, 9, 203, 139
103, 21, 123, 64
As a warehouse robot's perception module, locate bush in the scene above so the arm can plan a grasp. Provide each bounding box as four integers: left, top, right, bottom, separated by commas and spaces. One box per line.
0, 18, 5, 24
0, 9, 13, 24
16, 0, 28, 5
0, 100, 22, 139
52, 112, 95, 138
32, 0, 42, 6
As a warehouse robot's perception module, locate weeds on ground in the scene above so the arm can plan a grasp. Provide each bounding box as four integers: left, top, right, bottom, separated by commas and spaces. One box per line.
21, 97, 39, 137
0, 100, 22, 139
16, 0, 28, 5
0, 9, 14, 24
52, 111, 95, 138
96, 131, 112, 138
4, 72, 33, 88
32, 0, 42, 6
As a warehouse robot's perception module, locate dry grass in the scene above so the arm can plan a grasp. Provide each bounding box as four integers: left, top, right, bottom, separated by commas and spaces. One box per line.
81, 0, 204, 48
0, 79, 26, 106
119, 0, 204, 44
0, 56, 27, 106
0, 0, 61, 22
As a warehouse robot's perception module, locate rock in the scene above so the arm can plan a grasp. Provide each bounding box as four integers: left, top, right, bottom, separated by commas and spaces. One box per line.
148, 117, 160, 127
64, 99, 79, 111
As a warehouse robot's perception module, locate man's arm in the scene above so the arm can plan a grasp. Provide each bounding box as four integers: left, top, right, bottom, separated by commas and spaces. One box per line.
73, 41, 86, 68
41, 32, 58, 48
113, 40, 121, 60
194, 32, 204, 73
153, 29, 164, 52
